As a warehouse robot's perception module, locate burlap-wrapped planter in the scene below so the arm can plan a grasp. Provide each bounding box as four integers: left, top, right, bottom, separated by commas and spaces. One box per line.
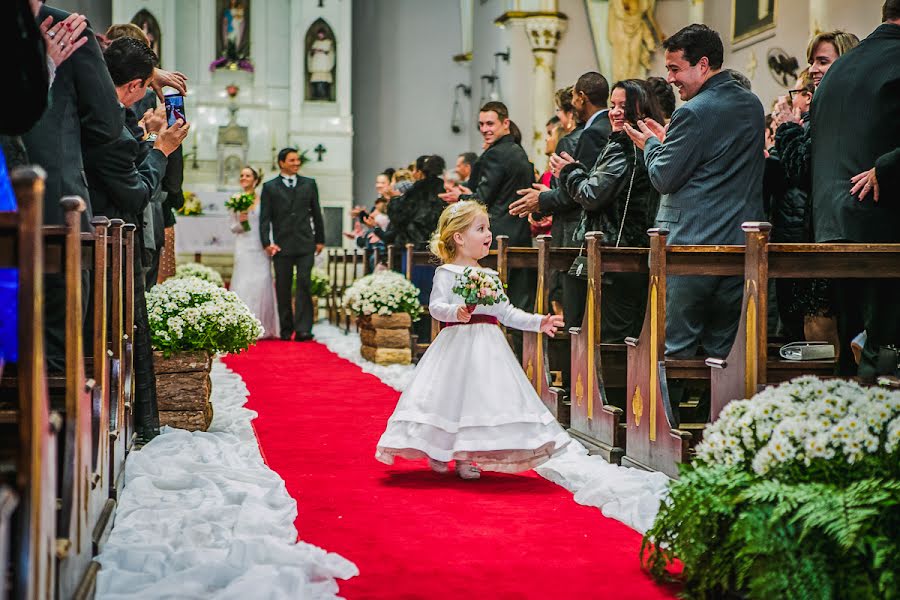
360, 345, 412, 365
360, 327, 409, 349
153, 350, 213, 431
357, 312, 413, 365
358, 313, 412, 330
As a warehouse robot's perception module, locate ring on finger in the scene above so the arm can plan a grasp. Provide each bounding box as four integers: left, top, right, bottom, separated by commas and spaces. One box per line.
48, 31, 56, 38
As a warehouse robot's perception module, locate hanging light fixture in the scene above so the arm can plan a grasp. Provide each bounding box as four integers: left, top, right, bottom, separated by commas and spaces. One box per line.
451, 84, 472, 134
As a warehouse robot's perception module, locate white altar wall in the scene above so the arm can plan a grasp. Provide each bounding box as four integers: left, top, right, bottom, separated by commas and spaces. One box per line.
112, 0, 355, 247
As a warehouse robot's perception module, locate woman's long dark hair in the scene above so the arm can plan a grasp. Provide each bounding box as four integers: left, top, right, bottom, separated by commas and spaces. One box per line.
611, 79, 666, 126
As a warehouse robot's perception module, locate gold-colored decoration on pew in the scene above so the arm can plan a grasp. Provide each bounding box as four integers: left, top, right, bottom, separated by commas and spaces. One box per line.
575, 373, 584, 407
649, 278, 658, 441
632, 386, 643, 427
526, 359, 534, 384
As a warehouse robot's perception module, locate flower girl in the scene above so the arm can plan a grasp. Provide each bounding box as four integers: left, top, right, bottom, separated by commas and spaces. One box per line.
376, 201, 569, 479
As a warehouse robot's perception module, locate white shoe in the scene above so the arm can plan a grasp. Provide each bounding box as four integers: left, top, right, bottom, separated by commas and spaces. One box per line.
455, 460, 481, 480
428, 458, 450, 473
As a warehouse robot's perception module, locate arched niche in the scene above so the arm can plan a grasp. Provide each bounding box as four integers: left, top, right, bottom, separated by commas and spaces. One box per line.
131, 9, 162, 65
304, 18, 337, 102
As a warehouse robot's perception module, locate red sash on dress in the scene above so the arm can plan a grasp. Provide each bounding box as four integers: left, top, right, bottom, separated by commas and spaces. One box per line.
442, 315, 499, 328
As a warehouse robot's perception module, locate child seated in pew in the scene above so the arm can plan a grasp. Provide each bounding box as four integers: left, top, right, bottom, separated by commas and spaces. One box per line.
376, 201, 569, 479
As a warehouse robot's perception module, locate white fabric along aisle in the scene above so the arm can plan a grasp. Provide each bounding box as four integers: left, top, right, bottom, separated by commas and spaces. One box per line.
313, 322, 670, 534
95, 361, 358, 599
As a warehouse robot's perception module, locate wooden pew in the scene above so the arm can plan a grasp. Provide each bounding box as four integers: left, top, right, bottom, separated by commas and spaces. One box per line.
521, 236, 579, 426
707, 223, 900, 418
566, 233, 650, 463
108, 223, 135, 504
0, 167, 59, 599
623, 229, 745, 478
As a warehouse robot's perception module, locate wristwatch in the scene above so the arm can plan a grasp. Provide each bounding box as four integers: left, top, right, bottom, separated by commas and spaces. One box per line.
147, 133, 159, 142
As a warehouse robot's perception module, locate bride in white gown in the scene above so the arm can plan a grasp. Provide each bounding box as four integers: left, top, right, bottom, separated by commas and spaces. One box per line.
229, 167, 280, 339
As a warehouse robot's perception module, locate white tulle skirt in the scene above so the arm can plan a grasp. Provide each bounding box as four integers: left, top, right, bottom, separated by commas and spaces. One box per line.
376, 323, 570, 473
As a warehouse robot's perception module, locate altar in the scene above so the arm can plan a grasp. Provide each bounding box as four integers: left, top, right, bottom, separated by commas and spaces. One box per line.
112, 0, 354, 250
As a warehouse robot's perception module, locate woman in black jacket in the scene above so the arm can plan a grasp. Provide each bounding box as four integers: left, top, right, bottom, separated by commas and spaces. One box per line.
554, 79, 663, 342
772, 31, 858, 347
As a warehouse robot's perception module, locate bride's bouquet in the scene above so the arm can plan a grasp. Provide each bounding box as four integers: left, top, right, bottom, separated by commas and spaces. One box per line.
225, 192, 256, 231
451, 267, 507, 312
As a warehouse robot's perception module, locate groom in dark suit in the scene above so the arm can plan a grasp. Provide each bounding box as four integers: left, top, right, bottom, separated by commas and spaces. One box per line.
259, 148, 325, 341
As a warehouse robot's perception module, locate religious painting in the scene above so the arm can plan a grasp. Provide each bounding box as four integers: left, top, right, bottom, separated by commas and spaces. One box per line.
212, 0, 253, 72
131, 9, 161, 64
305, 19, 337, 102
732, 0, 777, 45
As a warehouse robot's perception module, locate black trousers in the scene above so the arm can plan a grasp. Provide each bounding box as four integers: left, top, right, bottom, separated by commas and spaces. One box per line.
143, 246, 161, 291
274, 253, 315, 338
834, 278, 900, 381
506, 267, 536, 359
131, 249, 160, 440
561, 272, 646, 342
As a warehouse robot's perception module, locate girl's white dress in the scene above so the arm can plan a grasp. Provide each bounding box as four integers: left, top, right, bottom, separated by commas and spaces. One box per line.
229, 207, 280, 339
376, 264, 570, 472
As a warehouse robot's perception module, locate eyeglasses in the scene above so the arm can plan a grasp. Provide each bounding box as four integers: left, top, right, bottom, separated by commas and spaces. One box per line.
789, 89, 811, 100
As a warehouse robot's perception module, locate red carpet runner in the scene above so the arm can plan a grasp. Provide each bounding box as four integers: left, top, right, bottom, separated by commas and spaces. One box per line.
224, 340, 677, 599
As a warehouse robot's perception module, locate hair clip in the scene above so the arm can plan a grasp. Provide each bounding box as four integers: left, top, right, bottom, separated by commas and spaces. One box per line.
449, 201, 468, 216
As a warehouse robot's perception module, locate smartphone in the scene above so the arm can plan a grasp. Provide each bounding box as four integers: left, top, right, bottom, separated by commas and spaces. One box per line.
163, 94, 186, 127
357, 210, 370, 221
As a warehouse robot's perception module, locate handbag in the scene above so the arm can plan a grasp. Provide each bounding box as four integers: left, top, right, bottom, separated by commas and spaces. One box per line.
568, 144, 638, 279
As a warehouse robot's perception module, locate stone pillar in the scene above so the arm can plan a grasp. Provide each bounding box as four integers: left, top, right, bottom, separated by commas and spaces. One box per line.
689, 0, 705, 24
523, 15, 568, 166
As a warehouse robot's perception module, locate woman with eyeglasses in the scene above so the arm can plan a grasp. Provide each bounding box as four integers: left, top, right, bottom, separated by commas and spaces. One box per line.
767, 31, 859, 348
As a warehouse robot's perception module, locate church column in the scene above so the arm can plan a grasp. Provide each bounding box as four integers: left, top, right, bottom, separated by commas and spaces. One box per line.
522, 14, 568, 165
689, 0, 704, 24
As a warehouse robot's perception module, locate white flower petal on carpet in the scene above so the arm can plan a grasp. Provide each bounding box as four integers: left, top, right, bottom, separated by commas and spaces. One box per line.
313, 321, 669, 534
96, 360, 358, 600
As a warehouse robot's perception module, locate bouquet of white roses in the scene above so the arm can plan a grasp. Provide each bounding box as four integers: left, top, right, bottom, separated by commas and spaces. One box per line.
343, 271, 421, 320
147, 276, 263, 356
225, 192, 256, 232
173, 262, 225, 288
451, 267, 507, 312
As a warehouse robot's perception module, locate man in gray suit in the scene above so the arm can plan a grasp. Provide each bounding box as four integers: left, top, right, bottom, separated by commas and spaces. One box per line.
259, 148, 325, 342
626, 24, 765, 358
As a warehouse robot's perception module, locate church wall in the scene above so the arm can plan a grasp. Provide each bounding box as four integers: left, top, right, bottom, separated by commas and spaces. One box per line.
351, 0, 468, 206
555, 0, 600, 89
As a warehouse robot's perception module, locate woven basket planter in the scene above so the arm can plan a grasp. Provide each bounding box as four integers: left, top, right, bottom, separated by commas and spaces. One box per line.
357, 313, 412, 365
153, 350, 214, 431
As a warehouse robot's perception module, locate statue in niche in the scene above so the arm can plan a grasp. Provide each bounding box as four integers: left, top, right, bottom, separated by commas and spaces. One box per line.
608, 0, 664, 81
305, 21, 336, 101
131, 9, 161, 64
211, 0, 253, 72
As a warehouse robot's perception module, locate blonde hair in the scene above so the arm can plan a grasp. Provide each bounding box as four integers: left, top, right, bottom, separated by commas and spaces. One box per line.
429, 201, 489, 263
106, 23, 151, 47
806, 30, 860, 64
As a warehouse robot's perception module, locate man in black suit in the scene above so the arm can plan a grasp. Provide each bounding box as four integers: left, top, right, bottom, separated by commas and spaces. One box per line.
21, 3, 123, 372
84, 37, 189, 441
509, 72, 613, 328
259, 148, 325, 342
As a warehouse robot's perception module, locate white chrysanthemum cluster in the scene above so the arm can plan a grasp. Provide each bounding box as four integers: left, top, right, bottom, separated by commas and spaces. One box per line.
173, 262, 225, 288
695, 376, 900, 475
342, 271, 421, 318
147, 276, 263, 355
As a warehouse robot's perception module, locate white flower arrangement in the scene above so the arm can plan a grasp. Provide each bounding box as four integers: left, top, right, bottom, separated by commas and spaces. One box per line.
147, 276, 263, 356
173, 262, 225, 288
342, 271, 421, 319
695, 376, 900, 475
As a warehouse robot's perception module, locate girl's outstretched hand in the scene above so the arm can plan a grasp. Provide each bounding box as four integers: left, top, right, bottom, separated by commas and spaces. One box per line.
456, 305, 472, 323
540, 314, 564, 337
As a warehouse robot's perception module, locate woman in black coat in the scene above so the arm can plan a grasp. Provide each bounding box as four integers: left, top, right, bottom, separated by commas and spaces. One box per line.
554, 79, 663, 342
